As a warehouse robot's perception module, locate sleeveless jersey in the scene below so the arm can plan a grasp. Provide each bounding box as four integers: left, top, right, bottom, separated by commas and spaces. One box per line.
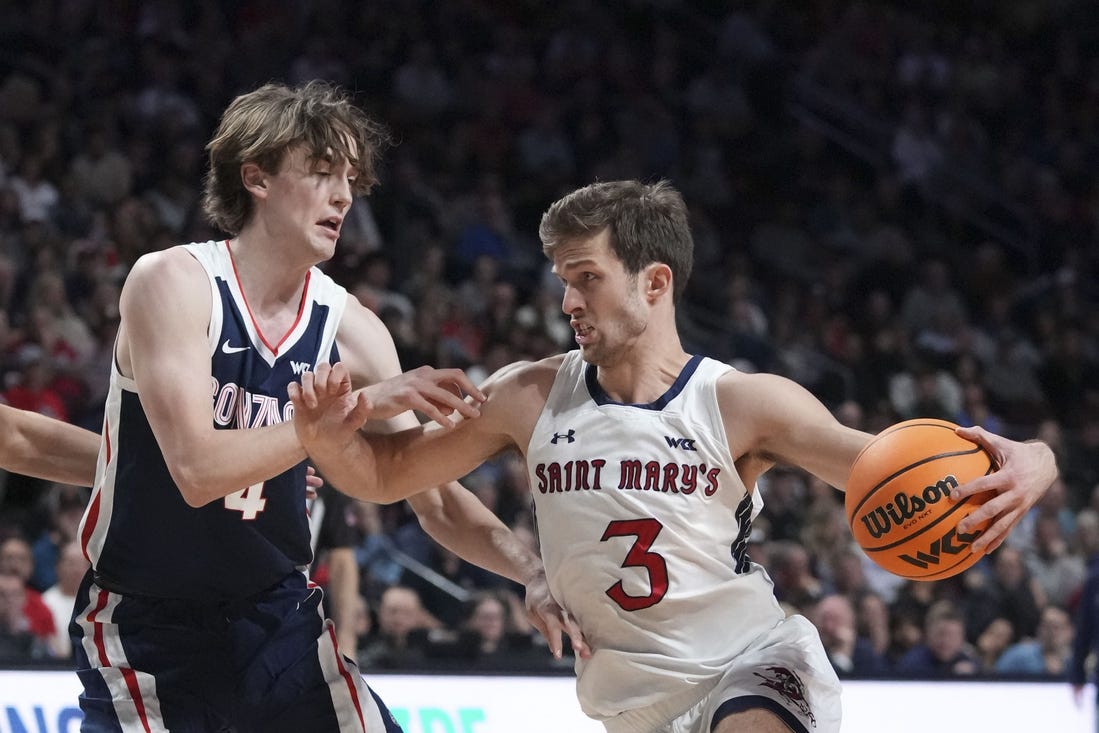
526, 351, 783, 722
78, 240, 347, 601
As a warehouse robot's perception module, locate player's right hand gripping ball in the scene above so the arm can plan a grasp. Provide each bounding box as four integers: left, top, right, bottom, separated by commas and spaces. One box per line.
845, 418, 995, 581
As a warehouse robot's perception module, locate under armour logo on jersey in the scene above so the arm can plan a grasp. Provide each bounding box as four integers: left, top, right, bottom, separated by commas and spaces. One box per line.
665, 436, 698, 451
551, 429, 576, 444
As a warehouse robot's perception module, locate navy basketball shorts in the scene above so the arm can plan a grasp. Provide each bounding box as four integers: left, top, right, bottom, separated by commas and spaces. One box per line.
70, 569, 402, 732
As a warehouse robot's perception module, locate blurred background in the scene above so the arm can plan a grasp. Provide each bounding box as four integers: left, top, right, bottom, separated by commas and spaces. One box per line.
0, 0, 1096, 705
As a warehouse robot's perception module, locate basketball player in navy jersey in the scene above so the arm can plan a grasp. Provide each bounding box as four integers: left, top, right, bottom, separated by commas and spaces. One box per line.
290, 180, 1059, 733
0, 403, 99, 486
71, 81, 562, 733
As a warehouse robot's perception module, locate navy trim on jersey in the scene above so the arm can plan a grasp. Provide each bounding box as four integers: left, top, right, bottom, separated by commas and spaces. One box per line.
730, 491, 755, 574
711, 695, 810, 733
585, 354, 704, 409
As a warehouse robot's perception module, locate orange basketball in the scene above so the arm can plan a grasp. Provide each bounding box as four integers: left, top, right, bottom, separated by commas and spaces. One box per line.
845, 418, 997, 581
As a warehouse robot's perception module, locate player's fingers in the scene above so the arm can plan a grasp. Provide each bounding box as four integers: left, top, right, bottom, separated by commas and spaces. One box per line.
955, 425, 1006, 464
421, 389, 481, 426
312, 362, 333, 395
948, 471, 1003, 502
347, 392, 374, 428
331, 362, 354, 395
563, 615, 591, 659
956, 490, 1014, 533
297, 371, 319, 410
969, 510, 1019, 554
436, 368, 486, 403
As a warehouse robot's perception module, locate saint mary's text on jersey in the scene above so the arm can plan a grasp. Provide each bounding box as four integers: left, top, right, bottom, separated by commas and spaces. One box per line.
533, 459, 721, 496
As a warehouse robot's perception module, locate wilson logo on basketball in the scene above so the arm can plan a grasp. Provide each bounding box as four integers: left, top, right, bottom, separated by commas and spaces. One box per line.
857, 475, 960, 539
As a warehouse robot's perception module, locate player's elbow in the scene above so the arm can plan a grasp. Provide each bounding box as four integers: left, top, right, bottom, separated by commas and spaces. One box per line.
166, 461, 218, 507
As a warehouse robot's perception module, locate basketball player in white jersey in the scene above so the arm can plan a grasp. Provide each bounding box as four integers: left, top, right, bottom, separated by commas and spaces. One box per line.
290, 179, 1059, 733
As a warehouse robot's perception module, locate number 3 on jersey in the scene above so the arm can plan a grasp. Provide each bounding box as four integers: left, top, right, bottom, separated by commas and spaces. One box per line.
224, 482, 267, 520
601, 518, 668, 611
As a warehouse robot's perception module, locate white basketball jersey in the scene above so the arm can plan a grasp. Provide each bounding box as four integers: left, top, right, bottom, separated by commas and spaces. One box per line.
526, 351, 784, 722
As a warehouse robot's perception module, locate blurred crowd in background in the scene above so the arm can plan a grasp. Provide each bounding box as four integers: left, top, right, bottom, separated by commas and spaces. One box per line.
0, 0, 1096, 681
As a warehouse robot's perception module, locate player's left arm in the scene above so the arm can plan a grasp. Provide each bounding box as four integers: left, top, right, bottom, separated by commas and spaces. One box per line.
0, 403, 100, 486
719, 371, 871, 491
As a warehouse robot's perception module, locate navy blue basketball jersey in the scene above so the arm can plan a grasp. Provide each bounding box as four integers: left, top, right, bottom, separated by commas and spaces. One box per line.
79, 240, 348, 600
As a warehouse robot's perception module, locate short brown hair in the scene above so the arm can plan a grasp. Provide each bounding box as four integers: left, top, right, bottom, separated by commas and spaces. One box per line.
538, 180, 693, 301
202, 81, 391, 235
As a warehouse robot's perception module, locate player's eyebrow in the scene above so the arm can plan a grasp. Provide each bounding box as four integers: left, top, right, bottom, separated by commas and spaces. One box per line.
553, 257, 599, 277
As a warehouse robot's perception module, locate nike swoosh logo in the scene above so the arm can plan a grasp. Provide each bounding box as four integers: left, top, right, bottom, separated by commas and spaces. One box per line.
221, 339, 251, 355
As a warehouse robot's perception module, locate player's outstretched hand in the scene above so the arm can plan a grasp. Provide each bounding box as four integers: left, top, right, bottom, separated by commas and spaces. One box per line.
524, 569, 591, 661
359, 364, 485, 427
289, 362, 373, 453
951, 425, 1059, 553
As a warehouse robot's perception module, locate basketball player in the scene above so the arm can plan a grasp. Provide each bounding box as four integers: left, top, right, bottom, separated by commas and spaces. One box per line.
0, 403, 98, 486
289, 180, 1059, 733
72, 81, 561, 733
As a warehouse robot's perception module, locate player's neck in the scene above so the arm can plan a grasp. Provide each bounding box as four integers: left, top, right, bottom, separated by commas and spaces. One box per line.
227, 235, 310, 316
595, 343, 691, 405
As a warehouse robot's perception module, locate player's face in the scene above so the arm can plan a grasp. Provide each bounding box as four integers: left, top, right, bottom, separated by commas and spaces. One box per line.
261, 143, 357, 261
552, 229, 649, 367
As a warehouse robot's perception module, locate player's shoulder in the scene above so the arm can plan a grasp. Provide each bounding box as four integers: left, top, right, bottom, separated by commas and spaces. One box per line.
124, 244, 207, 294
484, 354, 565, 393
715, 368, 806, 408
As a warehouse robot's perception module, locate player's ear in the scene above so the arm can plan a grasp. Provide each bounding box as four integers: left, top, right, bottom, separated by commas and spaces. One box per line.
646, 263, 673, 301
241, 163, 268, 197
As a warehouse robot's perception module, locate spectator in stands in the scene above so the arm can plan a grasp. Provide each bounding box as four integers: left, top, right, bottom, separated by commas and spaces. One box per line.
974, 617, 1015, 672
0, 569, 50, 661
0, 536, 55, 653
1024, 513, 1086, 609
358, 585, 436, 670
768, 539, 825, 614
964, 546, 1045, 643
811, 593, 888, 676
997, 605, 1073, 677
29, 484, 87, 592
895, 601, 980, 677
40, 539, 88, 659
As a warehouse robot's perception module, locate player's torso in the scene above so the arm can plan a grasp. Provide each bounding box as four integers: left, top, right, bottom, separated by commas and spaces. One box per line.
81, 240, 347, 600
525, 352, 784, 715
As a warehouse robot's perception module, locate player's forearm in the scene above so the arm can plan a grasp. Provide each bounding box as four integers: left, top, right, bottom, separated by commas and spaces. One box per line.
167, 421, 307, 506
409, 484, 544, 585
14, 416, 100, 486
325, 548, 360, 657
303, 431, 412, 505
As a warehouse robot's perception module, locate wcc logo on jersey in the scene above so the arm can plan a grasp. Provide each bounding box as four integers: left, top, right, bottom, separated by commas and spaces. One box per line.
664, 435, 697, 451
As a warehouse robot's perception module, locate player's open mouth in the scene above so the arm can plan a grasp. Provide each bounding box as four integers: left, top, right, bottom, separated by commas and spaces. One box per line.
317, 218, 341, 236
574, 324, 593, 343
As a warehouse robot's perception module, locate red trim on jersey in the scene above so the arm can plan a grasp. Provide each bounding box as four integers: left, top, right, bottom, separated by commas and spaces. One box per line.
224, 240, 312, 357
81, 420, 110, 562
327, 624, 366, 731
121, 667, 153, 733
